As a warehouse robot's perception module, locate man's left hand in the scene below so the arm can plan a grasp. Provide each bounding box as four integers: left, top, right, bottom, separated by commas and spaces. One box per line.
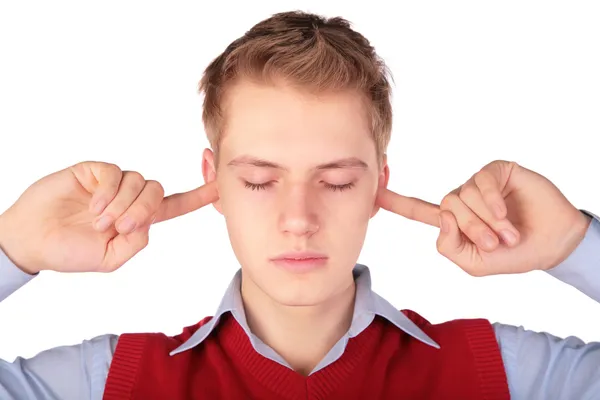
376, 160, 591, 276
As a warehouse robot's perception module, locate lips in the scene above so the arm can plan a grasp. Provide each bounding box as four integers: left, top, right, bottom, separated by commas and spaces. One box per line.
270, 252, 329, 273
271, 251, 328, 261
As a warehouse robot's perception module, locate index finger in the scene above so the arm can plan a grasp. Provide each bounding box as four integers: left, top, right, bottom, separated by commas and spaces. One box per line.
376, 187, 441, 227
154, 180, 219, 223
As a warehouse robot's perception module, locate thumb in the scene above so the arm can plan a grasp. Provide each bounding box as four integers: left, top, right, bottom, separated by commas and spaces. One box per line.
101, 222, 152, 272
436, 210, 480, 275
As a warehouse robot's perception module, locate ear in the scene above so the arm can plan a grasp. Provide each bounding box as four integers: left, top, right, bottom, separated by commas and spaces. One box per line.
202, 148, 223, 214
370, 154, 390, 218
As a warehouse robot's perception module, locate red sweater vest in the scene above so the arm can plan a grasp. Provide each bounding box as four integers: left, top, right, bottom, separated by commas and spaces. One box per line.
102, 310, 510, 399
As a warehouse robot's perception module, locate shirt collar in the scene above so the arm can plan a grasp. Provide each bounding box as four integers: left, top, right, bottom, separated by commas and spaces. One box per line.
170, 264, 440, 370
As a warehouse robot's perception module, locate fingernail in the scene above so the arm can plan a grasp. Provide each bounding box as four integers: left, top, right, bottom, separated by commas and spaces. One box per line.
439, 215, 449, 233
95, 216, 113, 231
118, 216, 136, 234
482, 233, 497, 249
501, 229, 518, 246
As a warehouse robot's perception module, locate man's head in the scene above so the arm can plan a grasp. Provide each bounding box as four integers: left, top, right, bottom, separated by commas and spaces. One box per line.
200, 11, 392, 307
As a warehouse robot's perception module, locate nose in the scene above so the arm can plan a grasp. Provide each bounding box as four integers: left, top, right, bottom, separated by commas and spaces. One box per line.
278, 184, 320, 237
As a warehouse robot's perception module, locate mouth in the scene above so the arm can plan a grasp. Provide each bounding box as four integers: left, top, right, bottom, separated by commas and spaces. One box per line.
270, 252, 329, 273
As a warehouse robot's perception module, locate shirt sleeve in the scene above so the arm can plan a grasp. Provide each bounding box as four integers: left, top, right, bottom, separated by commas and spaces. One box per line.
494, 211, 600, 399
0, 244, 36, 302
0, 247, 118, 400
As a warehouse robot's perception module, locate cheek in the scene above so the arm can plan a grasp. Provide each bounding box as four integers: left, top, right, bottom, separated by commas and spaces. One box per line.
222, 203, 269, 265
220, 187, 274, 245
223, 199, 268, 232
321, 190, 375, 238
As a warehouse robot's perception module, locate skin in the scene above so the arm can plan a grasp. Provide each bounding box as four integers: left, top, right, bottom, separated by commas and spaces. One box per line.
200, 80, 389, 371
0, 80, 590, 376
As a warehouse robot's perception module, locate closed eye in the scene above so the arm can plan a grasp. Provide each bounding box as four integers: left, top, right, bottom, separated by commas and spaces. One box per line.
244, 181, 273, 191
323, 182, 354, 192
243, 181, 355, 192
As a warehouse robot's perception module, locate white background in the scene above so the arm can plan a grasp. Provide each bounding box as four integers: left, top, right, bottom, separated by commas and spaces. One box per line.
0, 1, 599, 362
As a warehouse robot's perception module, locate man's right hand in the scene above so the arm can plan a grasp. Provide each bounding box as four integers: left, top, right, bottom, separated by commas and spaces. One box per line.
0, 161, 219, 275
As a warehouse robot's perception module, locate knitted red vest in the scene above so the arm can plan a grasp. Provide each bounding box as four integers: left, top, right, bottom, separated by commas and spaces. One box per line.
102, 310, 510, 400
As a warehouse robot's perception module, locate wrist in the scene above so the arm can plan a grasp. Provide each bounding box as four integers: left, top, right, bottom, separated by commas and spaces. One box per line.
543, 211, 592, 271
0, 211, 40, 276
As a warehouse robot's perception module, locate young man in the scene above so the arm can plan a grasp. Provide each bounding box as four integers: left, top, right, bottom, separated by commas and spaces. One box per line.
0, 10, 599, 400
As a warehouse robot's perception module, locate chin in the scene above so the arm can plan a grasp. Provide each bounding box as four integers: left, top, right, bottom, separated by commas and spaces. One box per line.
240, 268, 326, 306
260, 272, 342, 307
240, 258, 354, 307
265, 288, 331, 307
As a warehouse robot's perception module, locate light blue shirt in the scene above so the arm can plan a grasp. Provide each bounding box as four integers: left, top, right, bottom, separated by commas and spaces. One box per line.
1, 212, 599, 400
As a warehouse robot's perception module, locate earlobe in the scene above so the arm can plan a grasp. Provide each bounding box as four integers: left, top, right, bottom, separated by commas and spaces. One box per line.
201, 148, 223, 214
370, 156, 390, 218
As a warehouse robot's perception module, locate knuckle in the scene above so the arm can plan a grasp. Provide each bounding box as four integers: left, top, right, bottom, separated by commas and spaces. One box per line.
487, 159, 505, 168
465, 267, 484, 277
146, 180, 165, 197
128, 170, 145, 183
440, 193, 458, 211
100, 262, 119, 273
105, 163, 123, 178
473, 169, 488, 183
489, 159, 517, 173
435, 237, 445, 254
404, 201, 416, 220
463, 219, 482, 238
104, 162, 121, 173
458, 183, 478, 202
76, 160, 96, 168
475, 169, 498, 191
141, 234, 150, 247
105, 164, 123, 189
124, 171, 146, 192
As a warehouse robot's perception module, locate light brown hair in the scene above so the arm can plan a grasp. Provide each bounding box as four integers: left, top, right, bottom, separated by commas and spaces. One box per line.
199, 11, 393, 167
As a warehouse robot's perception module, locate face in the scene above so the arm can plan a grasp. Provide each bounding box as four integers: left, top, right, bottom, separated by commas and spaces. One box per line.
202, 79, 389, 307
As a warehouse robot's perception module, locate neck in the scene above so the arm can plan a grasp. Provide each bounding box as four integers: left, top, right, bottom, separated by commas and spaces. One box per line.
241, 273, 356, 375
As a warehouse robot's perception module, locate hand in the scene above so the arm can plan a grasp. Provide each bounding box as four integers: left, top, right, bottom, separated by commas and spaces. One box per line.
376, 160, 591, 276
0, 161, 218, 274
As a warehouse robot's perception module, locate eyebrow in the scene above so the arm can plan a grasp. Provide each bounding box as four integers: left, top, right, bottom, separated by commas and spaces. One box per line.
227, 155, 369, 170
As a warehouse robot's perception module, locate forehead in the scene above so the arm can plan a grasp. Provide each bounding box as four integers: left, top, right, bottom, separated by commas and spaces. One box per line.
220, 80, 374, 163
